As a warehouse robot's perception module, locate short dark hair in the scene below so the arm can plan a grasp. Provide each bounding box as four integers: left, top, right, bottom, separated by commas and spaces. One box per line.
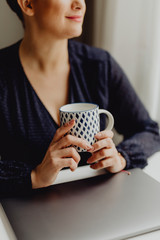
6, 0, 24, 23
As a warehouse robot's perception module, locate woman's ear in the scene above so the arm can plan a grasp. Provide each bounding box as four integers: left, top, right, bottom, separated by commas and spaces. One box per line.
17, 0, 35, 16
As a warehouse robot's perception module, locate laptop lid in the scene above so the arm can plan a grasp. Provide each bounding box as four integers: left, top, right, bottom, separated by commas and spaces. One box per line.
1, 168, 160, 240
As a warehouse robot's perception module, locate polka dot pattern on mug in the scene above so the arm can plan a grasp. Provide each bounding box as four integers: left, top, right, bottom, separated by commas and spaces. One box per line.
60, 109, 99, 152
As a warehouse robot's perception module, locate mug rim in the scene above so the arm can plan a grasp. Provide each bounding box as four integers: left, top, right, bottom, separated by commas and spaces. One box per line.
59, 102, 99, 113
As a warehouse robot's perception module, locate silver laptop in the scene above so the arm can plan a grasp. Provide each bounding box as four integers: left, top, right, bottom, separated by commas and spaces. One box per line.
1, 168, 160, 240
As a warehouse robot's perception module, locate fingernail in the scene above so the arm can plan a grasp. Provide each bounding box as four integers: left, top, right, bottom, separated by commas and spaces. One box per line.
86, 143, 94, 150
87, 147, 94, 152
64, 119, 74, 127
70, 167, 76, 172
90, 165, 95, 169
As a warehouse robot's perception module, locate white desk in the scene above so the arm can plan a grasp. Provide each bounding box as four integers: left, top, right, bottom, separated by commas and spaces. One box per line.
1, 152, 160, 240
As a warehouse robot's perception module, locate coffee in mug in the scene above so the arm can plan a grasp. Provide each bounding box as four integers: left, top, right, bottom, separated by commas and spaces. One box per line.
59, 103, 114, 152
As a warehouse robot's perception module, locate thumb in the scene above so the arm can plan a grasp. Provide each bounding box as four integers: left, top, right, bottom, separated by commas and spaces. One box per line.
51, 119, 75, 145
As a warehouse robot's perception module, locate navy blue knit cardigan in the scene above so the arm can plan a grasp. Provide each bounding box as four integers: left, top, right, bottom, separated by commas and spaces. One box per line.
0, 40, 160, 196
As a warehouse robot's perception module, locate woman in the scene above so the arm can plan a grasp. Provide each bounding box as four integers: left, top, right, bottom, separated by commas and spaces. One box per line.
0, 0, 160, 196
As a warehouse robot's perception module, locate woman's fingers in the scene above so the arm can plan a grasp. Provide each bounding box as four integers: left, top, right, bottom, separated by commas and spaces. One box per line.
50, 119, 94, 151
87, 148, 113, 164
90, 154, 126, 172
57, 147, 81, 164
91, 138, 113, 153
87, 130, 116, 168
57, 158, 78, 172
95, 130, 114, 140
51, 119, 75, 144
55, 134, 93, 151
90, 158, 113, 170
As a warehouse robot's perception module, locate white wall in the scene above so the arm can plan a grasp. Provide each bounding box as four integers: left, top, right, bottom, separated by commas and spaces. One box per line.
0, 0, 24, 49
93, 0, 160, 123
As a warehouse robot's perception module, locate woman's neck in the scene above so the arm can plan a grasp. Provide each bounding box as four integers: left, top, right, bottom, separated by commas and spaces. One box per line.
19, 32, 69, 73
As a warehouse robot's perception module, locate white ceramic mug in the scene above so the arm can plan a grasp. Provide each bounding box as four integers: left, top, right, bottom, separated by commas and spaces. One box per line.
59, 103, 114, 152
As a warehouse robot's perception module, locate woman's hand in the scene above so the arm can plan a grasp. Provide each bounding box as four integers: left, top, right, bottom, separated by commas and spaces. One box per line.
31, 119, 93, 189
87, 130, 126, 173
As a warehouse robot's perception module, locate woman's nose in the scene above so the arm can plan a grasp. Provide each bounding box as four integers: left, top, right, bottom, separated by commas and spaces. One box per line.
71, 0, 86, 11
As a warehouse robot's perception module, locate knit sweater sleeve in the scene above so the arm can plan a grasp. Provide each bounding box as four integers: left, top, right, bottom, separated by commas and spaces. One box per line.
0, 156, 33, 197
107, 53, 160, 169
0, 59, 33, 197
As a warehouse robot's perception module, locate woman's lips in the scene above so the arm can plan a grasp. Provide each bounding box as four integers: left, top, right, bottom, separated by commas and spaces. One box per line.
66, 16, 83, 23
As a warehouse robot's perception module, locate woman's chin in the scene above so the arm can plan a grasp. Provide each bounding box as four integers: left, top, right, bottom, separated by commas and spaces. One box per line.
65, 28, 83, 39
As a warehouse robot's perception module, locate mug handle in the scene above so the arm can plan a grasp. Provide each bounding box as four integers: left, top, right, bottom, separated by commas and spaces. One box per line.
98, 109, 114, 131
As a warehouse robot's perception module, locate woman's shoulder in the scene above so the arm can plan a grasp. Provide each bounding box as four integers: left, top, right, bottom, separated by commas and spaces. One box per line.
0, 41, 21, 96
0, 41, 21, 69
68, 40, 110, 63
